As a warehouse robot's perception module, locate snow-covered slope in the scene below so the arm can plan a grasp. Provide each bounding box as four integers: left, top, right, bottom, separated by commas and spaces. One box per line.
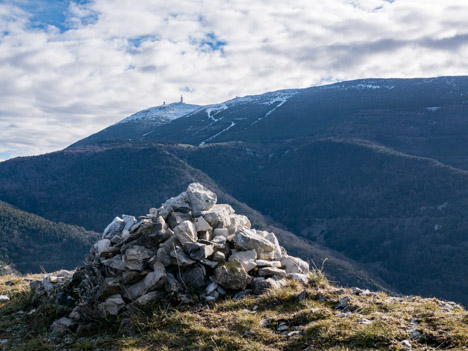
117, 102, 201, 124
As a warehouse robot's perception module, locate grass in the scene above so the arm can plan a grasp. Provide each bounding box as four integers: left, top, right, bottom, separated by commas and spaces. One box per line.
0, 271, 467, 350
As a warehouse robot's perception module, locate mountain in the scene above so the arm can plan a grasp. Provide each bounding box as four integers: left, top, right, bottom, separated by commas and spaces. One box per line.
71, 102, 201, 148
2, 76, 468, 305
0, 144, 385, 291
78, 76, 468, 170
0, 200, 99, 273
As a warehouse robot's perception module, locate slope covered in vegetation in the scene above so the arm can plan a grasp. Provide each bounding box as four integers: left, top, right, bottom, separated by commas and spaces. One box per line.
0, 272, 466, 350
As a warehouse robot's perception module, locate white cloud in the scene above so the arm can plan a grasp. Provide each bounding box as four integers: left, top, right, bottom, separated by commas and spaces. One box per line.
1, 0, 468, 160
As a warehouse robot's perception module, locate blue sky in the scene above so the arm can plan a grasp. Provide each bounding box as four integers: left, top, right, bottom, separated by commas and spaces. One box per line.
0, 0, 468, 161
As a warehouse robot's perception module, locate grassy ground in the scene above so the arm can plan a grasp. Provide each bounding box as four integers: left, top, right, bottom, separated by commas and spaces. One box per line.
0, 273, 467, 351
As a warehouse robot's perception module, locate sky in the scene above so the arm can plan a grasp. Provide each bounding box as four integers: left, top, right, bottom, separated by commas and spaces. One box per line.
1, 0, 468, 161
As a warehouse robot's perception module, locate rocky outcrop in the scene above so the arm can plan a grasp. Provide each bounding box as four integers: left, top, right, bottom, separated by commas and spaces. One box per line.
29, 183, 310, 333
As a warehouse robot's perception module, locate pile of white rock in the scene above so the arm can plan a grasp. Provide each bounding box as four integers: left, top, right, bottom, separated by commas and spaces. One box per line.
30, 183, 309, 332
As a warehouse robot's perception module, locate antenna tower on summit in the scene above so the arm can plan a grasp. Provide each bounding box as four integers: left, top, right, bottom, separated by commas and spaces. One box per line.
180, 95, 184, 103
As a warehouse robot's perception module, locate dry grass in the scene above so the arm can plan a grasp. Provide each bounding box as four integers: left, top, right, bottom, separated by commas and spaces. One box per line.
0, 271, 467, 350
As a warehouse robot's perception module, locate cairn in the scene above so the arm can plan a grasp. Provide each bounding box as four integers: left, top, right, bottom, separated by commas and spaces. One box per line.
30, 183, 310, 335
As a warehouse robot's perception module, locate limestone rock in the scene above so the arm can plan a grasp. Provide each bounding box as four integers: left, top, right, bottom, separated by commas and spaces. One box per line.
0, 295, 9, 303
102, 255, 125, 271
134, 291, 163, 306
98, 294, 125, 316
174, 220, 197, 245
122, 215, 136, 231
162, 191, 191, 213
102, 217, 125, 239
170, 246, 196, 266
214, 259, 251, 290
180, 264, 207, 289
194, 216, 212, 232
187, 183, 217, 215
124, 246, 152, 271
258, 267, 287, 278
93, 239, 111, 256
256, 260, 281, 268
229, 249, 257, 272
201, 204, 234, 228
184, 242, 214, 261
212, 251, 226, 262
126, 263, 166, 300
281, 255, 310, 274
232, 227, 276, 258
97, 278, 122, 301
50, 317, 75, 337
227, 214, 251, 234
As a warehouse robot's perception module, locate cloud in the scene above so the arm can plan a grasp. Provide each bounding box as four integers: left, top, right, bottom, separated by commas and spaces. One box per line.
1, 0, 468, 160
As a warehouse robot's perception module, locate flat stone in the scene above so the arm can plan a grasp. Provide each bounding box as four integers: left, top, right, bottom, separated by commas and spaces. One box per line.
214, 259, 251, 290
174, 220, 197, 245
258, 267, 287, 278
201, 204, 235, 228
180, 264, 207, 289
184, 242, 215, 261
122, 215, 136, 231
232, 227, 276, 257
227, 214, 251, 234
0, 295, 9, 303
281, 255, 310, 274
168, 211, 192, 229
256, 260, 281, 268
194, 216, 212, 232
187, 183, 217, 215
162, 191, 192, 213
164, 273, 182, 293
212, 251, 226, 262
229, 249, 257, 272
213, 228, 229, 237
134, 291, 163, 306
124, 246, 152, 271
102, 217, 125, 239
288, 273, 309, 285
97, 278, 122, 301
93, 239, 111, 256
98, 294, 125, 316
170, 246, 196, 267
122, 270, 148, 284
156, 247, 172, 267
264, 232, 282, 260
126, 263, 166, 300
200, 258, 218, 269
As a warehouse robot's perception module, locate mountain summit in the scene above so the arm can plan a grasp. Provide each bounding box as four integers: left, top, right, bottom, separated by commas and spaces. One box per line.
70, 101, 201, 147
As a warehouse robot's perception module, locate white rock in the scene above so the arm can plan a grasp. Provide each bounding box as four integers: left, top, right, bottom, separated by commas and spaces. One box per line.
258, 267, 287, 277
212, 251, 226, 262
93, 239, 111, 256
229, 249, 257, 272
101, 255, 126, 271
194, 216, 212, 232
170, 246, 196, 266
98, 294, 125, 316
213, 227, 229, 238
256, 260, 281, 268
0, 295, 9, 303
124, 246, 152, 271
102, 217, 125, 239
127, 263, 166, 300
186, 183, 217, 215
174, 220, 197, 245
281, 255, 310, 274
264, 232, 282, 260
201, 204, 235, 228
227, 214, 251, 234
162, 191, 191, 213
232, 227, 276, 257
122, 215, 136, 231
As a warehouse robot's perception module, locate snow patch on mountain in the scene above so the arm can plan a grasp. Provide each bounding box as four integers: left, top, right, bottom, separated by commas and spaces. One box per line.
202, 90, 298, 124
117, 103, 201, 124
